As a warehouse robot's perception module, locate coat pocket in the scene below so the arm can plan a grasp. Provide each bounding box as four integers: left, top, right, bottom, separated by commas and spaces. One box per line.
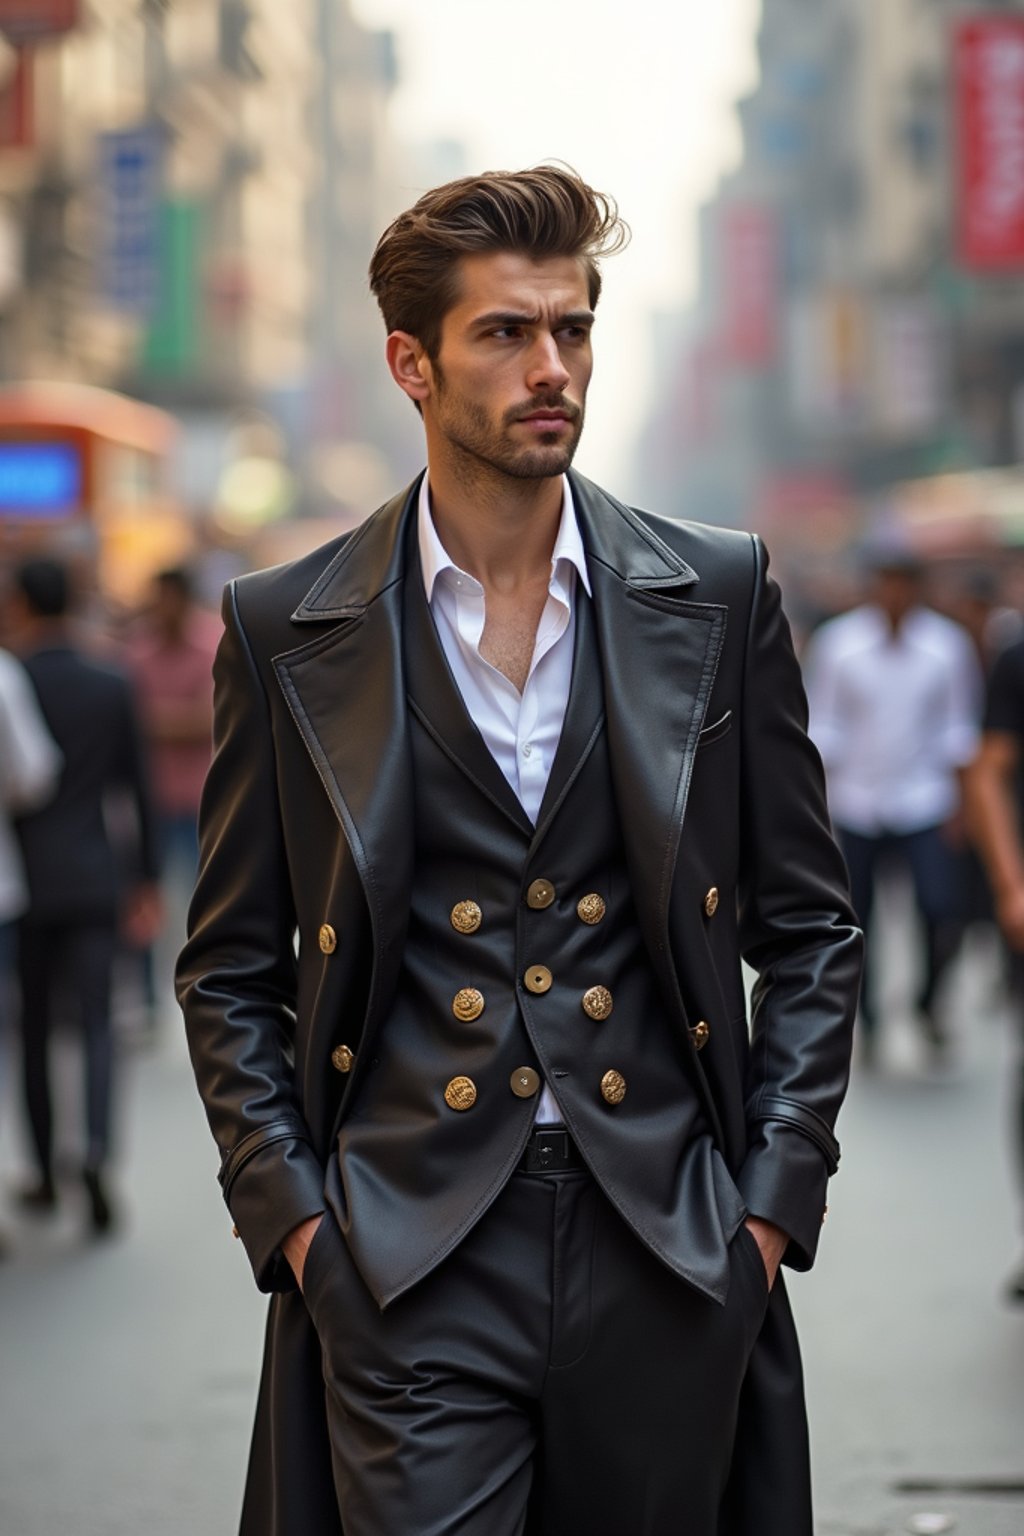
697, 709, 733, 748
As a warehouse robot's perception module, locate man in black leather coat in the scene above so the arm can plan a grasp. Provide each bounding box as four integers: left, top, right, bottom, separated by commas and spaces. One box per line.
177, 167, 862, 1536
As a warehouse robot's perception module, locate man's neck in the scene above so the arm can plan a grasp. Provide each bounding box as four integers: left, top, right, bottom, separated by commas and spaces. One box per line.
425, 458, 565, 592
18, 616, 72, 652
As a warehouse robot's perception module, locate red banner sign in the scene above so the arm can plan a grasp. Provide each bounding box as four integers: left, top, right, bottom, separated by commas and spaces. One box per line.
0, 0, 77, 42
955, 16, 1024, 271
0, 46, 32, 148
720, 205, 779, 368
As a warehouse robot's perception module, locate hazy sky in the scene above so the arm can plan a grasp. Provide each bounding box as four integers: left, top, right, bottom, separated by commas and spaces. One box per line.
352, 0, 761, 488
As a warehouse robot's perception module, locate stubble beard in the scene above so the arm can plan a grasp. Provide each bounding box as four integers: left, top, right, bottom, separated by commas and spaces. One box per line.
433, 371, 585, 485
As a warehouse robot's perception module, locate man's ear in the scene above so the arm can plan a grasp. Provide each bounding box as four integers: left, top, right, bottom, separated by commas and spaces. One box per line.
386, 331, 432, 405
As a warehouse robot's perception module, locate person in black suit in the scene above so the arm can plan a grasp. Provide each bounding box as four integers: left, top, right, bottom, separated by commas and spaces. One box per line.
11, 557, 161, 1233
178, 168, 861, 1535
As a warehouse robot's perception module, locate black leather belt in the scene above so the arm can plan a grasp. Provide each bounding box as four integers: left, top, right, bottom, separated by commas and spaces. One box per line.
517, 1125, 587, 1174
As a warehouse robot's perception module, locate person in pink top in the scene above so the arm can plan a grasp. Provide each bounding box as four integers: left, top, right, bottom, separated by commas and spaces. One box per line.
128, 566, 219, 873
126, 567, 218, 1028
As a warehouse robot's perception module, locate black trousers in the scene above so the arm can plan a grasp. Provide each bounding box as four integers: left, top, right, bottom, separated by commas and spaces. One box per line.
302, 1165, 770, 1536
18, 917, 117, 1177
839, 823, 962, 1034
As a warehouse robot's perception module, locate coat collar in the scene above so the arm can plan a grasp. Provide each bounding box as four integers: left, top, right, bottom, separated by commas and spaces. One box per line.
289, 469, 699, 624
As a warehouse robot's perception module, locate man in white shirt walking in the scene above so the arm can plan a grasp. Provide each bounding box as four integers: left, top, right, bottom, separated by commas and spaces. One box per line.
804, 548, 981, 1063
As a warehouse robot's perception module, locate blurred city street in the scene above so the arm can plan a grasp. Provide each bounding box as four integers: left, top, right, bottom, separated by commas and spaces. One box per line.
0, 885, 1021, 1536
0, 4, 1023, 1536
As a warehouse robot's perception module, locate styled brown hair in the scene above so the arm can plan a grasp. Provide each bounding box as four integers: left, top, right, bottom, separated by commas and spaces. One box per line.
368, 165, 629, 358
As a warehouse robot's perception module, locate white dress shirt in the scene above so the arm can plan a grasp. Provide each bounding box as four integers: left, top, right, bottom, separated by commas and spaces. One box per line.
0, 648, 61, 924
803, 603, 981, 835
418, 475, 591, 1123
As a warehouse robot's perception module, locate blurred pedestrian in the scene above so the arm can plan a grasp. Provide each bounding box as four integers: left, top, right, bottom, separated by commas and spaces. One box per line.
124, 565, 217, 1030
939, 570, 1010, 974
804, 546, 982, 1066
0, 641, 61, 1253
965, 636, 1024, 1301
125, 565, 217, 878
9, 557, 161, 1234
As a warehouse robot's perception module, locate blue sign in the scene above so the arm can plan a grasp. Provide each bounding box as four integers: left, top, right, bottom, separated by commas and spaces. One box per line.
0, 442, 82, 516
97, 124, 164, 314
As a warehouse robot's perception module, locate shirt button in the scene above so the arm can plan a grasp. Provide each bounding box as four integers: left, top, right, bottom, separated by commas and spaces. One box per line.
522, 743, 533, 758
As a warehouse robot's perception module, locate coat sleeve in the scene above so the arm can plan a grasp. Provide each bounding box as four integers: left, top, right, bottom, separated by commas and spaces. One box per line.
734, 536, 863, 1269
176, 582, 326, 1292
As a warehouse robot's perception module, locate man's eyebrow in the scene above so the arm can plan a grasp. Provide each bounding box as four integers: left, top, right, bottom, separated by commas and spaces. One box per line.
469, 309, 596, 331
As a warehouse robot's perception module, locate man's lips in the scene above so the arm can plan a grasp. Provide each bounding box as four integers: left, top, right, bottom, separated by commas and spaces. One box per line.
517, 410, 572, 424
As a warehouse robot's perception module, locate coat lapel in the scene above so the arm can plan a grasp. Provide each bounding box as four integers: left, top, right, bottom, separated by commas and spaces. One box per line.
532, 583, 605, 846
272, 482, 419, 1033
570, 472, 727, 999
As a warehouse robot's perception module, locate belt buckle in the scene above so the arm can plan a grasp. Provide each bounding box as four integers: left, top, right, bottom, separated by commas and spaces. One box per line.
531, 1127, 570, 1171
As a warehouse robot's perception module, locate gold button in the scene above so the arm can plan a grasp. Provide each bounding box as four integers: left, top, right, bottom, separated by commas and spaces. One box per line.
445, 1075, 477, 1111
600, 1069, 627, 1105
331, 1044, 355, 1073
510, 1067, 541, 1099
231, 1225, 240, 1239
450, 900, 482, 935
524, 964, 553, 995
318, 923, 337, 954
577, 893, 606, 925
703, 887, 719, 918
526, 879, 556, 909
452, 988, 485, 1022
689, 1020, 710, 1051
582, 985, 613, 1021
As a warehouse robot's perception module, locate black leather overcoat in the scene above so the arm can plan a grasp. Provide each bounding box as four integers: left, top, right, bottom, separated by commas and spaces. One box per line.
177, 471, 862, 1536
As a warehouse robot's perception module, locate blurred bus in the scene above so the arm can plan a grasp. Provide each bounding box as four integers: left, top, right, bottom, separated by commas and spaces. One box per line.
0, 381, 190, 607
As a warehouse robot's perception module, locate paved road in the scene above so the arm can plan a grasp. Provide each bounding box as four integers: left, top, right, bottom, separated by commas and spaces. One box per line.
1, 886, 1021, 1536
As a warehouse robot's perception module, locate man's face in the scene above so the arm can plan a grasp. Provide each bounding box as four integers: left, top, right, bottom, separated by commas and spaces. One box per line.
154, 581, 189, 637
873, 568, 921, 623
419, 251, 594, 482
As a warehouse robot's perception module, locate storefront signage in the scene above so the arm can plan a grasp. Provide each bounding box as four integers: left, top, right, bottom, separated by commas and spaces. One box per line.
955, 16, 1024, 270
0, 0, 78, 42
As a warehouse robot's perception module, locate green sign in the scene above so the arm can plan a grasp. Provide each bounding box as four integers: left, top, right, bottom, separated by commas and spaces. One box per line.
142, 199, 203, 375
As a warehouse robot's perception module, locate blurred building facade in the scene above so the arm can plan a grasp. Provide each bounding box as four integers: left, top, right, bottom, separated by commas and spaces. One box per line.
0, 0, 413, 534
633, 0, 1024, 612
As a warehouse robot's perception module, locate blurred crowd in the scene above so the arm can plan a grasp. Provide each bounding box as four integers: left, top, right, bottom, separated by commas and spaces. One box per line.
0, 552, 219, 1252
1, 531, 1024, 1306
799, 538, 1024, 1304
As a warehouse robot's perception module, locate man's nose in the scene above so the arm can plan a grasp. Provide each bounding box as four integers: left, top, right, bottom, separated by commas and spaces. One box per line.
525, 334, 571, 393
